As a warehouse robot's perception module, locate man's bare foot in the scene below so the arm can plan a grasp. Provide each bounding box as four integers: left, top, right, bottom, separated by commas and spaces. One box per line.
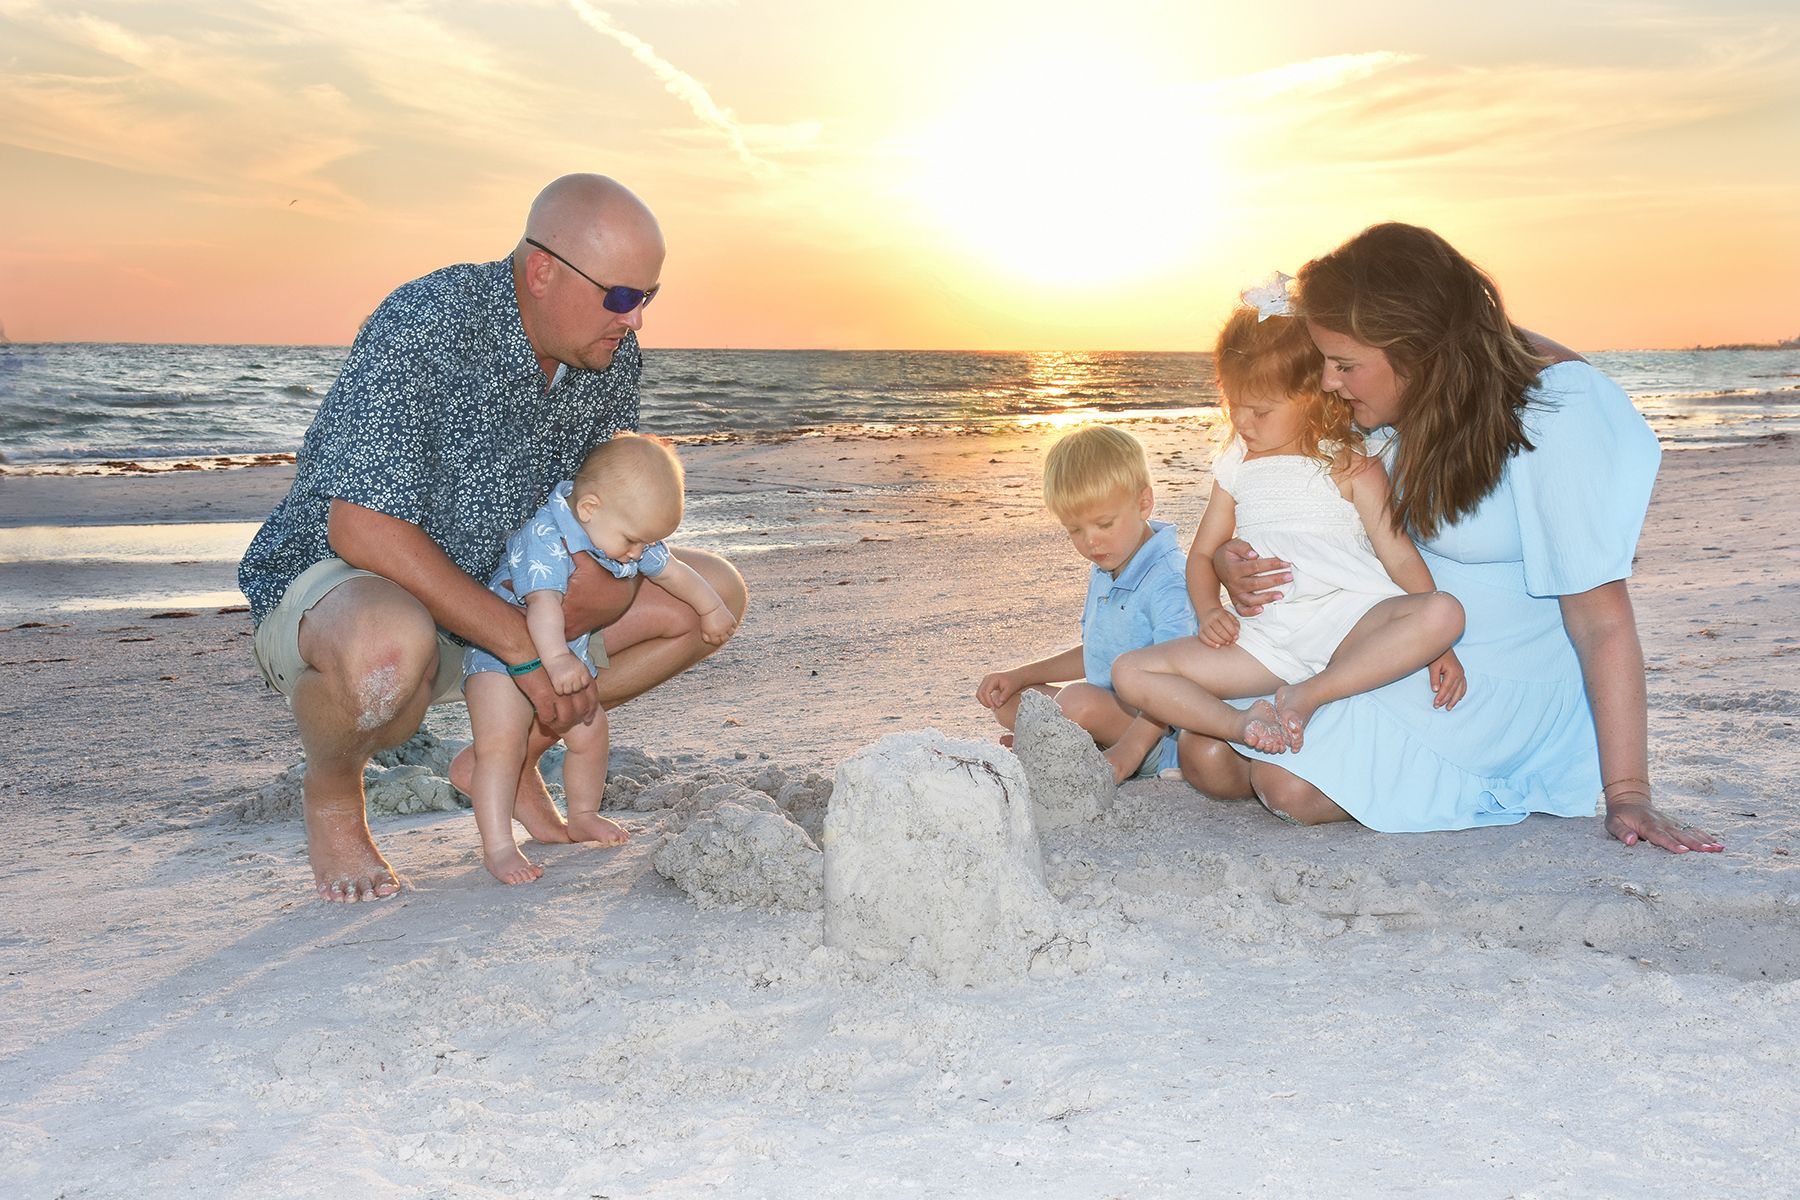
304, 801, 402, 902
566, 811, 630, 846
1270, 683, 1320, 752
484, 845, 544, 885
451, 746, 573, 844
1237, 700, 1291, 754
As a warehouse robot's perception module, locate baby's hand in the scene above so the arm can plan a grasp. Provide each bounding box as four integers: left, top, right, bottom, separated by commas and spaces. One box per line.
1428, 649, 1466, 710
976, 670, 1020, 710
699, 604, 738, 647
1199, 606, 1241, 648
544, 654, 591, 696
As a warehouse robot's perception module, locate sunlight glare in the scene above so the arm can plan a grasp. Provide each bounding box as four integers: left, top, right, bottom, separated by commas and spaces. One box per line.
907, 50, 1219, 288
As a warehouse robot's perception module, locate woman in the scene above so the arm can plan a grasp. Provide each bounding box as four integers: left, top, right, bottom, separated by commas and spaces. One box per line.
1180, 223, 1720, 854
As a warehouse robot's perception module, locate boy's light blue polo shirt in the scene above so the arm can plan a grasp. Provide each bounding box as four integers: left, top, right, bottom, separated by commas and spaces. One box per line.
1079, 519, 1197, 691
1078, 519, 1196, 776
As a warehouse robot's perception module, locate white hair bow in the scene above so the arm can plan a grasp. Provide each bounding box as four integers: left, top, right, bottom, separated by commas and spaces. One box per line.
1241, 271, 1295, 322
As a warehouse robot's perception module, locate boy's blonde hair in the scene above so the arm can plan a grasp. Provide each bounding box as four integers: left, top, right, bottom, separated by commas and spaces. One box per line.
573, 432, 685, 526
1042, 424, 1151, 517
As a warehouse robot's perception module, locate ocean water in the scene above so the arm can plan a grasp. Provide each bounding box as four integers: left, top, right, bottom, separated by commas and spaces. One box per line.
2, 342, 1797, 471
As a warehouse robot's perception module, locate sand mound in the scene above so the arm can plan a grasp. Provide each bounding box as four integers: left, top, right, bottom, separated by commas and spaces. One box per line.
822, 730, 1094, 981
653, 799, 824, 912
1011, 689, 1116, 829
231, 731, 470, 823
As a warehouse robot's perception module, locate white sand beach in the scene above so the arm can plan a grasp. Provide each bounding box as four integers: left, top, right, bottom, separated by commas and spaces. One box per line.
2, 424, 1798, 1198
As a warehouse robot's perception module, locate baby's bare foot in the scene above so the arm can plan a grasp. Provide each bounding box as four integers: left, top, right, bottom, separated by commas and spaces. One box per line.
484, 846, 544, 885
566, 812, 629, 847
1239, 700, 1290, 754
1270, 684, 1319, 753
305, 796, 401, 902
450, 747, 572, 844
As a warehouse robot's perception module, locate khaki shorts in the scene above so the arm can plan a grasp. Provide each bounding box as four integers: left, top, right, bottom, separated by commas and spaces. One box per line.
252, 558, 466, 706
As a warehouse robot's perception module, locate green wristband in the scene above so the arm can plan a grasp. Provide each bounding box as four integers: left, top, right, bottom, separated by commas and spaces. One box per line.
506, 657, 543, 677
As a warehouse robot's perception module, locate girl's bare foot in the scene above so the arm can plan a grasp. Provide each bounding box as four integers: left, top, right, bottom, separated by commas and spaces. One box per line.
1270, 683, 1320, 752
484, 845, 544, 885
1238, 699, 1291, 754
566, 811, 629, 847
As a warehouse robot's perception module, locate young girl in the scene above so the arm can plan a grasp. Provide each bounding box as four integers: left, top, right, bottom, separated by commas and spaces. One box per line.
1112, 278, 1466, 755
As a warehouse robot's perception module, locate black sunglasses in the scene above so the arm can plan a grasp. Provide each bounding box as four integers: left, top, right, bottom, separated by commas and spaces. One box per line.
525, 237, 659, 314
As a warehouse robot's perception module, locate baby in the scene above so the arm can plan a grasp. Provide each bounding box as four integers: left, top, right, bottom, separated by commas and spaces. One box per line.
463, 433, 737, 884
977, 424, 1198, 784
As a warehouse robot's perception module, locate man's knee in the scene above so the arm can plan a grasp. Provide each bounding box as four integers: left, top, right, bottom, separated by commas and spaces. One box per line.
683, 548, 747, 621
298, 578, 440, 722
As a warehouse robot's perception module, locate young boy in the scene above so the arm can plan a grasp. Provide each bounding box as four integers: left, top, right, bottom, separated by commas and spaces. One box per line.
463, 433, 737, 884
977, 424, 1197, 785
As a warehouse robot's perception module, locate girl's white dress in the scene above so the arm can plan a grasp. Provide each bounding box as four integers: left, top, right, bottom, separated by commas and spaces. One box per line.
1212, 436, 1401, 684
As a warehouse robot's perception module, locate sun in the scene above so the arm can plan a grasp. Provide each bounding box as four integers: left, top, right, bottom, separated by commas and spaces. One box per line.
905, 53, 1219, 287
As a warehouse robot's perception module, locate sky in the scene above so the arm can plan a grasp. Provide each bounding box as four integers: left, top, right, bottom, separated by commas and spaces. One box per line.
0, 0, 1796, 350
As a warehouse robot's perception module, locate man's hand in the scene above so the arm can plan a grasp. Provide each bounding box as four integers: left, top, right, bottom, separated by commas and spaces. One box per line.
1427, 649, 1466, 709
1199, 606, 1241, 648
563, 552, 642, 639
976, 670, 1022, 711
514, 661, 599, 733
1213, 538, 1292, 617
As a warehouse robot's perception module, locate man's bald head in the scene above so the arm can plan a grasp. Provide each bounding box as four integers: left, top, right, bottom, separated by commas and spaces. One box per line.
513, 174, 666, 377
520, 174, 663, 268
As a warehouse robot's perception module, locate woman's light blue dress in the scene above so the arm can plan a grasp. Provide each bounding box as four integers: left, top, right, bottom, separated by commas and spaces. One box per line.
1233, 361, 1662, 831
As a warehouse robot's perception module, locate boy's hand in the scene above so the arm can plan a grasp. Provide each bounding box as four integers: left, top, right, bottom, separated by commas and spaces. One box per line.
699, 604, 738, 647
1199, 606, 1241, 648
1428, 649, 1466, 710
544, 653, 591, 696
976, 670, 1021, 711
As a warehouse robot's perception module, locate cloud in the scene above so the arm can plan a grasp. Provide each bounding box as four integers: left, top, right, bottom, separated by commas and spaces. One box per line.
1210, 36, 1799, 178
565, 0, 779, 177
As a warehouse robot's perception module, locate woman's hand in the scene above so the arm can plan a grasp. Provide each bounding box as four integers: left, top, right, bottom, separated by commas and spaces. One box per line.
1427, 649, 1466, 709
1213, 539, 1292, 617
1604, 797, 1724, 853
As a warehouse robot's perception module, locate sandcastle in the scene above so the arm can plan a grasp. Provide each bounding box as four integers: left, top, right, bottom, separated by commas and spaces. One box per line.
821, 730, 1087, 981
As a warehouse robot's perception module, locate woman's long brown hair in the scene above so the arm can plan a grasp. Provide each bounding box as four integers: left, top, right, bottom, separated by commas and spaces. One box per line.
1296, 223, 1548, 540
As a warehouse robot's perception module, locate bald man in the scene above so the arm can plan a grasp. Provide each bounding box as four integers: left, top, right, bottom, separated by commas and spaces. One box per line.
239, 175, 746, 901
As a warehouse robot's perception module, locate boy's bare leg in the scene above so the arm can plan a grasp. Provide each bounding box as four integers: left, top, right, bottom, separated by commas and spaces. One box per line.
449, 548, 747, 821
1112, 639, 1291, 753
1052, 681, 1164, 784
1270, 592, 1464, 750
561, 706, 627, 846
988, 684, 1061, 739
291, 577, 443, 901
464, 672, 545, 884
